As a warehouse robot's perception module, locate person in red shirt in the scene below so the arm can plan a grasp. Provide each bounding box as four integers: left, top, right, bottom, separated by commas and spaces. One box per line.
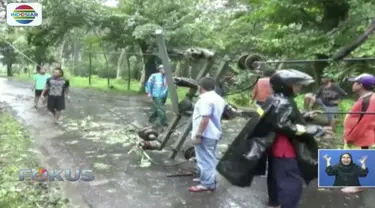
218, 70, 328, 208
341, 73, 375, 193
266, 70, 327, 208
252, 69, 275, 106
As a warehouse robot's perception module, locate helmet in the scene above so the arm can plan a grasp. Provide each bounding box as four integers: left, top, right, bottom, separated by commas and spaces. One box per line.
270, 69, 315, 96
347, 73, 375, 87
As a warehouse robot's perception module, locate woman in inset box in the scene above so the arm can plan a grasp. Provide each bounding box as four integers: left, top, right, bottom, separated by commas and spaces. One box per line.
324, 153, 368, 191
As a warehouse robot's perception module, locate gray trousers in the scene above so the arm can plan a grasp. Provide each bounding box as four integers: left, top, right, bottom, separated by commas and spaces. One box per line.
195, 138, 218, 189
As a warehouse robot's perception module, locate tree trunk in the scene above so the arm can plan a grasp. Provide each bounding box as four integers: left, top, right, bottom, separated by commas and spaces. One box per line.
59, 39, 66, 69
139, 71, 145, 91
313, 54, 330, 89
72, 42, 77, 75
92, 29, 110, 87
125, 51, 131, 90
174, 61, 182, 76
6, 63, 13, 77
116, 48, 126, 79
137, 41, 159, 92
36, 61, 42, 73
88, 43, 92, 85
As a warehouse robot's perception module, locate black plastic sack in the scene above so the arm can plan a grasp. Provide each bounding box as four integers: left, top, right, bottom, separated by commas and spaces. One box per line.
217, 133, 275, 187
293, 139, 319, 185
216, 112, 263, 187
216, 138, 256, 187
217, 102, 276, 187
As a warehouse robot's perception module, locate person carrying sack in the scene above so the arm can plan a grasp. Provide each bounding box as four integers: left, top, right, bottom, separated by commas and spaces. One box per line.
217, 69, 329, 208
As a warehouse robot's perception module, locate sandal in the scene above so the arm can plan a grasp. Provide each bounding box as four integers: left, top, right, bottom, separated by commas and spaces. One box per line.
188, 185, 215, 192
341, 187, 364, 193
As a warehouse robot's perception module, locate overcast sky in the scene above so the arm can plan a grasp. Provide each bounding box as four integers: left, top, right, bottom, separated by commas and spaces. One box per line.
102, 0, 118, 8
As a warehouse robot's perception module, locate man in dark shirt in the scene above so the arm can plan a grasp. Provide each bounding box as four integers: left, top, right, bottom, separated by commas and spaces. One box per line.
304, 73, 347, 130
41, 67, 70, 124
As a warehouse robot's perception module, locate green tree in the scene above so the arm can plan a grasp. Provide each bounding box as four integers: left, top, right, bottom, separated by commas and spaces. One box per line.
100, 0, 223, 90
221, 0, 375, 86
26, 0, 108, 66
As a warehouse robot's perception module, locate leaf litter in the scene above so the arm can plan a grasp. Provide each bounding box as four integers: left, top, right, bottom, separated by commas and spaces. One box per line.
62, 116, 152, 167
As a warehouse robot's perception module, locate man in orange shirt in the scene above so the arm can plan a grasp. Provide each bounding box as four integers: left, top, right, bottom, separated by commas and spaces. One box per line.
342, 73, 375, 193
344, 73, 375, 149
252, 69, 275, 106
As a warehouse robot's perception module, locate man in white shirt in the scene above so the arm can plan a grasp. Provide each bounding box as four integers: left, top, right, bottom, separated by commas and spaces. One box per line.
188, 77, 226, 192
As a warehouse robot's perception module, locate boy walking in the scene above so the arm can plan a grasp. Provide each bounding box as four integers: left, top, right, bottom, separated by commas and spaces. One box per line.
189, 77, 226, 192
32, 67, 51, 108
41, 68, 70, 124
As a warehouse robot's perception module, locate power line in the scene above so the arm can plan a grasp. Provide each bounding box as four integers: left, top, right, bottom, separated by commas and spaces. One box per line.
254, 57, 375, 64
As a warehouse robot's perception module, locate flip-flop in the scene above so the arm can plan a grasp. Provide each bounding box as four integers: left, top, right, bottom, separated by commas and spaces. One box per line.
188, 185, 215, 192
341, 187, 364, 193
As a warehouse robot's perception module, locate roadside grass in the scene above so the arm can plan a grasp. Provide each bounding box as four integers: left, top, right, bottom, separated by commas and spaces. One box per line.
0, 108, 70, 208
11, 73, 141, 94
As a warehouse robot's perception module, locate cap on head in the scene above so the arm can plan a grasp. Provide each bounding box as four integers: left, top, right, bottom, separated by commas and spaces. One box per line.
157, 65, 164, 70
347, 73, 375, 86
322, 73, 335, 80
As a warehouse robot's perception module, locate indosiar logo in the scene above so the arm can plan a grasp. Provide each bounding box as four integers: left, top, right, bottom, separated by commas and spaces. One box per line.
7, 3, 42, 26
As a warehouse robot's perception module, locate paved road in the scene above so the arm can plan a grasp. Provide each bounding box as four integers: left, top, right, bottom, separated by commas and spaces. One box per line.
0, 78, 373, 208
